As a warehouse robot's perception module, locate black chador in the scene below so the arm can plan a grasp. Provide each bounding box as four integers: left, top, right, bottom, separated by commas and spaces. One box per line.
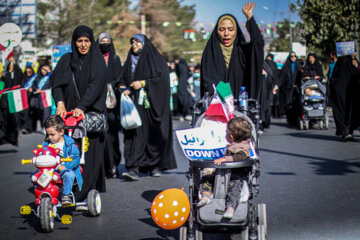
51, 25, 107, 201
121, 34, 177, 174
200, 14, 264, 100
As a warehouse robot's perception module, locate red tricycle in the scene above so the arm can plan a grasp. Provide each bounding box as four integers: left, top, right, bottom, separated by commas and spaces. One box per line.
20, 112, 101, 232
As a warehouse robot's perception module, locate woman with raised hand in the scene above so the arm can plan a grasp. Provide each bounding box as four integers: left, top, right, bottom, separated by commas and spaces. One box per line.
200, 1, 264, 100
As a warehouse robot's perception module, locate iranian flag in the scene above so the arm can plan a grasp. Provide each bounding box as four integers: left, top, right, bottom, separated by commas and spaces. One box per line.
202, 82, 235, 125
7, 88, 28, 113
216, 81, 235, 120
41, 89, 55, 108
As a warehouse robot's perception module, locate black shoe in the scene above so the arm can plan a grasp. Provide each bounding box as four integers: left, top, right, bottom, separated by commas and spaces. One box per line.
62, 194, 72, 206
151, 168, 162, 177
122, 171, 140, 181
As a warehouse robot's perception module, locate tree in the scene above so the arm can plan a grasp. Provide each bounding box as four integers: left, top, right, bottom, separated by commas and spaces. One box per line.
269, 19, 303, 52
297, 0, 360, 58
37, 0, 130, 48
137, 0, 207, 61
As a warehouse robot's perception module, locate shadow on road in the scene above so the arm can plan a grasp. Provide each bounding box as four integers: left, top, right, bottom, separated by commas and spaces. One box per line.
0, 149, 18, 154
261, 148, 360, 175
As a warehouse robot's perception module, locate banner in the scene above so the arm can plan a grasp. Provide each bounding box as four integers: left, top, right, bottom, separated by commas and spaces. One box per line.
176, 124, 228, 160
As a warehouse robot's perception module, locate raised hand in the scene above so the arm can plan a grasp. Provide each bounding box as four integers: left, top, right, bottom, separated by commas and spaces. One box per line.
242, 1, 256, 21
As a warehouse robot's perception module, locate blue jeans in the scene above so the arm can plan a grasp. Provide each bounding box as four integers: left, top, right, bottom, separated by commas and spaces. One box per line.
60, 170, 75, 195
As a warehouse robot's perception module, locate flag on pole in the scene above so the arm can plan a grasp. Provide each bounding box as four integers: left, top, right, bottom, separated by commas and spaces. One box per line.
6, 88, 28, 113
40, 89, 55, 108
204, 90, 229, 124
216, 81, 235, 120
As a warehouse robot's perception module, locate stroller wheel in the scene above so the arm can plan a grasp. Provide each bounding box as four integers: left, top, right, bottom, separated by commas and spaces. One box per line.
258, 203, 267, 237
298, 118, 304, 130
304, 120, 309, 130
179, 226, 187, 240
325, 116, 329, 129
319, 120, 324, 130
257, 224, 266, 240
195, 228, 203, 240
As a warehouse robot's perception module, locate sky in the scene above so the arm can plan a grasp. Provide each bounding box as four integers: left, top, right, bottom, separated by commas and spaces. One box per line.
181, 0, 301, 25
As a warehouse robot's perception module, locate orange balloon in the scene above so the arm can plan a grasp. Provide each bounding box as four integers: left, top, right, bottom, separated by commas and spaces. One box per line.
151, 188, 190, 230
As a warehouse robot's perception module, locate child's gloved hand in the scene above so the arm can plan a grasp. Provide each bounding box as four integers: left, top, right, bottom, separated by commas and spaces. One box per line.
214, 157, 226, 165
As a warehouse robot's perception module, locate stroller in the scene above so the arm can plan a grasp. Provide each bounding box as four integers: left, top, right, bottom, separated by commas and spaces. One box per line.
298, 78, 329, 130
179, 97, 267, 240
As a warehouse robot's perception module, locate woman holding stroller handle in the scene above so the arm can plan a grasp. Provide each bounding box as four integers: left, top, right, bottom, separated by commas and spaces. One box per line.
303, 52, 324, 80
200, 1, 264, 100
97, 32, 123, 178
120, 34, 177, 181
51, 25, 107, 201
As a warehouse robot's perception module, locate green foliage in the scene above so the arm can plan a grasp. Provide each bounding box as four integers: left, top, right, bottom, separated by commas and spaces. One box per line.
269, 19, 303, 52
297, 0, 360, 57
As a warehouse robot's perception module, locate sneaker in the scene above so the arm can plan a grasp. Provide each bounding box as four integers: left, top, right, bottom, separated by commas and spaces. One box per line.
151, 168, 162, 177
62, 194, 72, 206
342, 134, 353, 142
223, 207, 235, 219
185, 115, 192, 121
75, 205, 88, 211
122, 171, 140, 181
197, 195, 211, 207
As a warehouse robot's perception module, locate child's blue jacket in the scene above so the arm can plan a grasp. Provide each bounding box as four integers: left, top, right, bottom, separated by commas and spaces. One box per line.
42, 134, 83, 190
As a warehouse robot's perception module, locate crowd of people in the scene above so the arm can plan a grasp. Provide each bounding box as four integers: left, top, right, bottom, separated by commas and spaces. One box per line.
0, 1, 359, 205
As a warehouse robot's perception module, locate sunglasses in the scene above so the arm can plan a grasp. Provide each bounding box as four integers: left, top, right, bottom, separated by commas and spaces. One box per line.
290, 55, 296, 58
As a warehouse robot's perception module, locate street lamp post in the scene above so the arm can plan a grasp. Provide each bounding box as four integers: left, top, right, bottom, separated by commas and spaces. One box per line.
289, 0, 292, 50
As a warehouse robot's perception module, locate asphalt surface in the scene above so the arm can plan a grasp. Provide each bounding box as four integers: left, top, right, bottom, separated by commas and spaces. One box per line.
0, 112, 360, 240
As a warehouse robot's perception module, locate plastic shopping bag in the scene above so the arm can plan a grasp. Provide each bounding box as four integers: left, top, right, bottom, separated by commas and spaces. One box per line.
120, 94, 142, 129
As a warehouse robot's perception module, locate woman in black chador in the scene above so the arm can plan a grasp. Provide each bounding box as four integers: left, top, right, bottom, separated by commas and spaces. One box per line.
200, 1, 264, 100
97, 32, 123, 178
329, 53, 360, 141
121, 34, 177, 181
303, 52, 324, 79
51, 25, 107, 201
277, 51, 303, 125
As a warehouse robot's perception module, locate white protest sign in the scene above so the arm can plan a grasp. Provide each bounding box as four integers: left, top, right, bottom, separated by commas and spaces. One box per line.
0, 23, 23, 48
176, 125, 228, 161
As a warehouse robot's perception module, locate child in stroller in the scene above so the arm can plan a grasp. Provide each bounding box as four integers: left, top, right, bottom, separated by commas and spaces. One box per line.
178, 96, 266, 240
197, 117, 252, 219
299, 78, 329, 130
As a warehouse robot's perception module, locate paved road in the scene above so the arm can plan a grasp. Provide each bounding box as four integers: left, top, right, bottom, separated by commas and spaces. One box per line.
0, 114, 360, 240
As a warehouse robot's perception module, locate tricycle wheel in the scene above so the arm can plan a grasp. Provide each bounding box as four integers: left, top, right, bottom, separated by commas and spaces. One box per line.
87, 190, 101, 216
40, 197, 55, 232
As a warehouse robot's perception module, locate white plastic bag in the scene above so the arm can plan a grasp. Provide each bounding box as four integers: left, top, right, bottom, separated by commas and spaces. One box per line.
120, 94, 142, 129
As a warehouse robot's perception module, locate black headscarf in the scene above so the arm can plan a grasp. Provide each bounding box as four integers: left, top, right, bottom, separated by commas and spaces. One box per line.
51, 25, 107, 113
4, 62, 24, 88
200, 14, 264, 100
278, 51, 302, 89
303, 52, 324, 78
97, 32, 123, 86
24, 66, 35, 80
122, 34, 176, 171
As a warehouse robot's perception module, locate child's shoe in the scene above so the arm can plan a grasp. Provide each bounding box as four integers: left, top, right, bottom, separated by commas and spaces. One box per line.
240, 180, 250, 203
223, 207, 235, 219
62, 194, 72, 206
197, 192, 212, 207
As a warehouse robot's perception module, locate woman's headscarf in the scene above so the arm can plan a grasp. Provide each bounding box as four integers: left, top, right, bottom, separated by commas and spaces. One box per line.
130, 34, 145, 73
97, 32, 121, 84
200, 13, 264, 99
303, 52, 324, 78
217, 15, 237, 67
51, 25, 107, 112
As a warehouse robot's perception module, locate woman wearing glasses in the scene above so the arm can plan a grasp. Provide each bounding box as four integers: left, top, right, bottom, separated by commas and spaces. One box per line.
276, 51, 303, 125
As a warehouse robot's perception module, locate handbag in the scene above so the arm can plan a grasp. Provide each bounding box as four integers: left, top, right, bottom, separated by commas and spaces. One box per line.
120, 94, 142, 130
106, 83, 117, 109
71, 73, 108, 132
